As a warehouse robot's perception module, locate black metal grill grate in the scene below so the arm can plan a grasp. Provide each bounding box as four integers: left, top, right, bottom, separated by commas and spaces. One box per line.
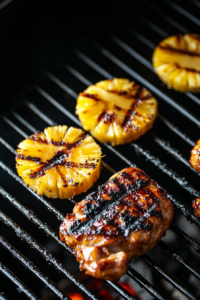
1, 0, 200, 299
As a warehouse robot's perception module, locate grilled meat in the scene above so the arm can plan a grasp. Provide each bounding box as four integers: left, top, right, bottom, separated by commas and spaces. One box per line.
16, 125, 102, 199
152, 34, 200, 92
189, 139, 200, 173
192, 198, 200, 220
76, 78, 158, 146
59, 167, 174, 280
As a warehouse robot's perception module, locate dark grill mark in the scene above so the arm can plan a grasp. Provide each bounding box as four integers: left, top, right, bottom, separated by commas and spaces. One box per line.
141, 93, 153, 100
81, 93, 100, 101
159, 44, 200, 57
113, 104, 121, 111
107, 90, 128, 95
16, 154, 42, 163
29, 131, 48, 144
29, 151, 97, 179
98, 112, 116, 124
122, 109, 138, 131
66, 170, 158, 238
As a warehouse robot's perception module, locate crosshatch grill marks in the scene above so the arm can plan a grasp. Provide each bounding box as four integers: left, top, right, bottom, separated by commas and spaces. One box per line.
64, 169, 164, 238
76, 78, 158, 146
15, 126, 102, 199
16, 133, 93, 179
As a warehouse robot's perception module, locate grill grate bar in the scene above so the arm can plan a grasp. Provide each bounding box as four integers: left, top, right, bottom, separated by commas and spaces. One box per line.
111, 35, 153, 70
127, 268, 167, 300
12, 111, 37, 133
142, 254, 197, 300
0, 236, 70, 300
94, 43, 200, 126
63, 64, 92, 86
0, 186, 71, 253
157, 115, 195, 147
0, 159, 65, 221
0, 294, 9, 300
0, 211, 101, 300
0, 137, 16, 155
142, 0, 188, 32
0, 261, 40, 300
190, 0, 200, 7
170, 223, 200, 254
150, 132, 198, 175
1, 116, 27, 138
37, 78, 200, 228
35, 87, 81, 127
158, 240, 200, 280
25, 101, 56, 126
131, 142, 200, 198
105, 281, 138, 300
75, 50, 112, 78
164, 0, 200, 26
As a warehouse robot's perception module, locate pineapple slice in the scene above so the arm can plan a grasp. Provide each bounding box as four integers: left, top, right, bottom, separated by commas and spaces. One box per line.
76, 78, 158, 146
152, 34, 200, 92
189, 139, 200, 173
16, 126, 102, 199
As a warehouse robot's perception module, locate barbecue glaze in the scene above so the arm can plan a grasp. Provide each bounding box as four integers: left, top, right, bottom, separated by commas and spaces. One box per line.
60, 167, 174, 280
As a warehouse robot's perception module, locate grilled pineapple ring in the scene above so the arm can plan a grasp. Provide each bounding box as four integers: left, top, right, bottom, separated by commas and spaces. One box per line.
16, 126, 102, 199
152, 34, 200, 92
76, 78, 158, 146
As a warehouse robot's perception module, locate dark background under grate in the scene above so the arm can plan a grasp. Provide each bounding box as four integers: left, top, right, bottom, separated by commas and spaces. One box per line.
1, 0, 200, 299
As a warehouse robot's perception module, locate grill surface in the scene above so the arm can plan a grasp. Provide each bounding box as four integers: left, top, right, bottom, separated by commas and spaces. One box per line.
1, 0, 200, 299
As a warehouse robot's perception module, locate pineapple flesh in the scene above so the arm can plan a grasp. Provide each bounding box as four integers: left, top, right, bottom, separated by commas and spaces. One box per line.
16, 126, 102, 199
152, 34, 200, 92
76, 78, 158, 146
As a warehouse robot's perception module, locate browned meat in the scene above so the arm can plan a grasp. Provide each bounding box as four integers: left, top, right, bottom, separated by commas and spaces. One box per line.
59, 167, 174, 281
189, 139, 200, 173
192, 198, 200, 220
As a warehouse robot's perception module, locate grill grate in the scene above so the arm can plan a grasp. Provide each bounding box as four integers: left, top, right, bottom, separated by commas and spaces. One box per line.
1, 0, 200, 299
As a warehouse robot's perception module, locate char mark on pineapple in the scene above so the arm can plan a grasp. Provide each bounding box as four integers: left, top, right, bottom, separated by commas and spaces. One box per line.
29, 150, 97, 179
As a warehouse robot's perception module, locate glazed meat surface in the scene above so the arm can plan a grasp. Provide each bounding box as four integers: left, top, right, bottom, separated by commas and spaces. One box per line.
192, 198, 200, 220
189, 139, 200, 173
59, 167, 174, 281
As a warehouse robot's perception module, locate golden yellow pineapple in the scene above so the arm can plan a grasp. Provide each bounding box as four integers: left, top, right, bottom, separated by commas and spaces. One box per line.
16, 125, 102, 199
152, 34, 200, 92
76, 78, 158, 146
